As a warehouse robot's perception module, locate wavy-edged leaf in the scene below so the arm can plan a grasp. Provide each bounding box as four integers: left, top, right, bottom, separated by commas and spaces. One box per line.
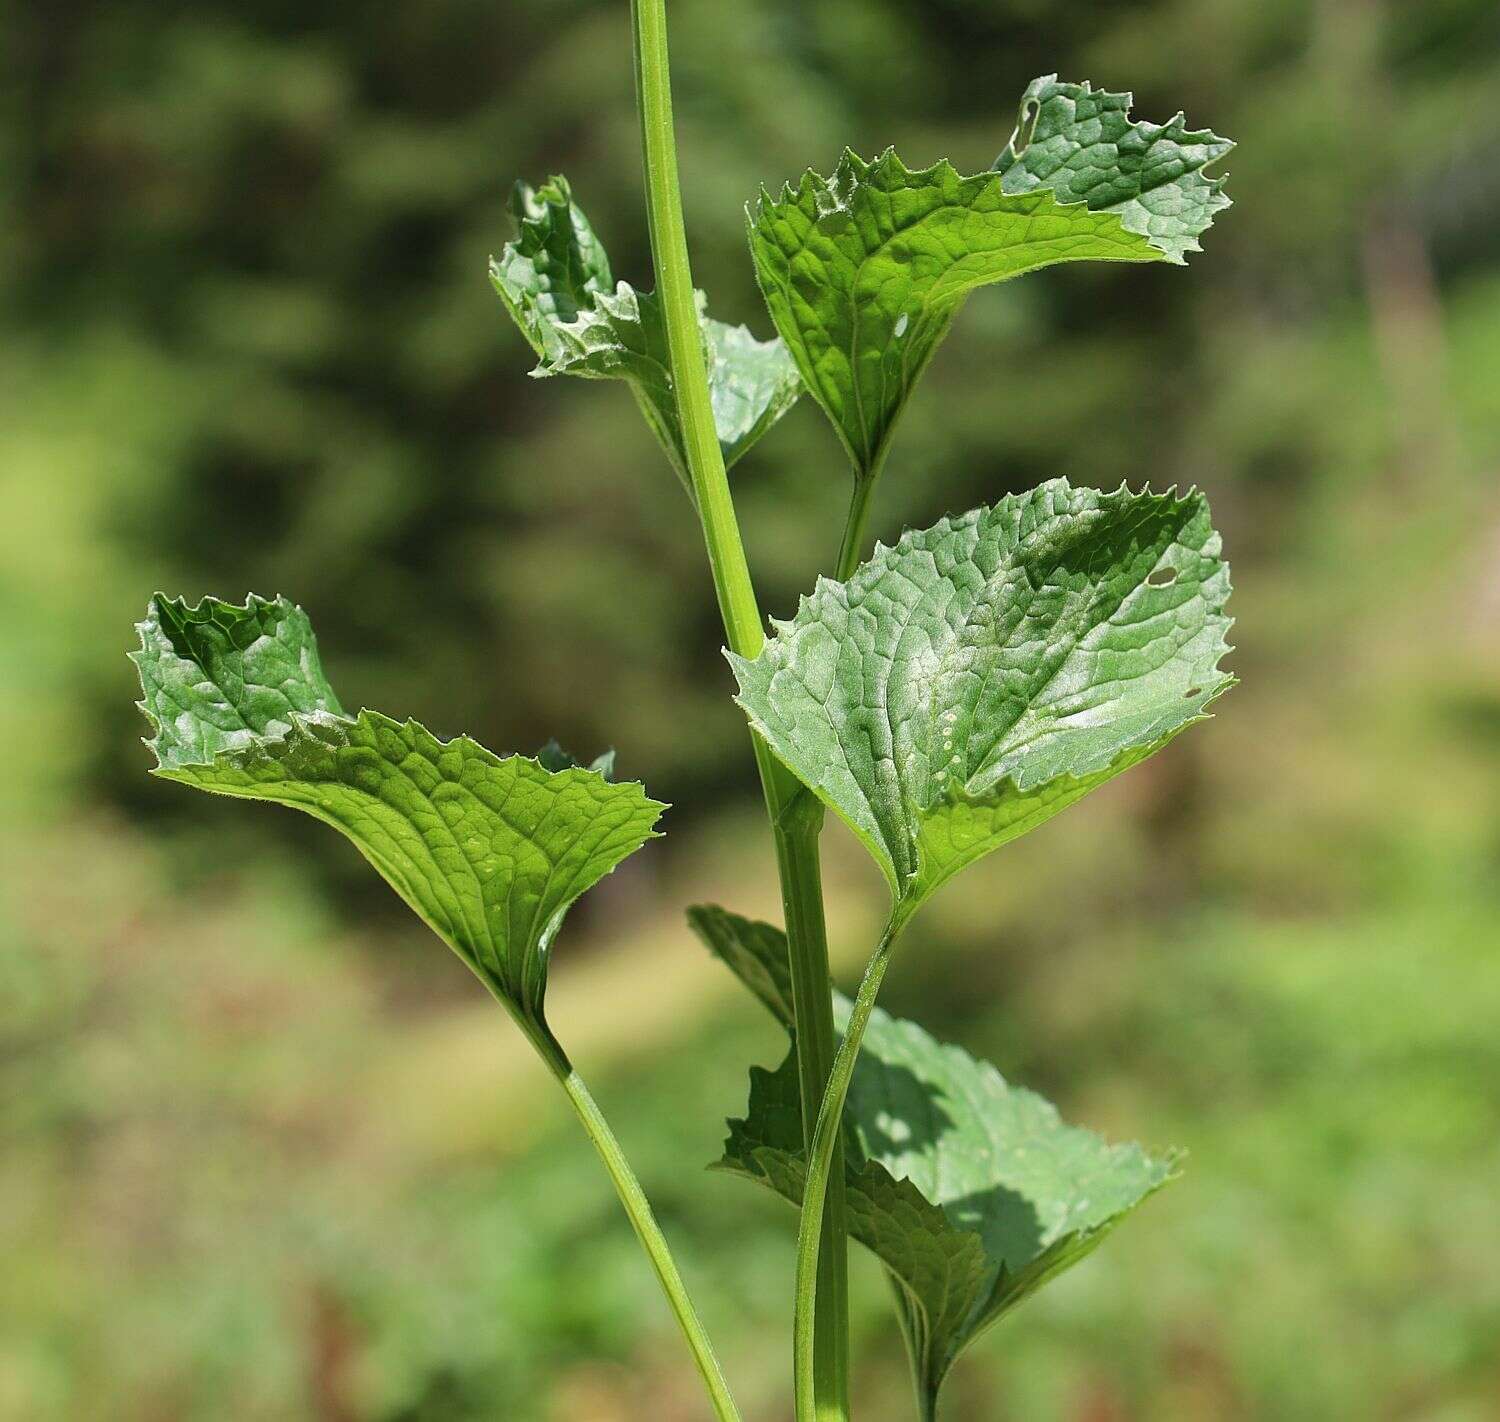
730, 480, 1233, 909
491, 176, 800, 491
693, 906, 1177, 1418
133, 594, 664, 1026
750, 78, 1231, 479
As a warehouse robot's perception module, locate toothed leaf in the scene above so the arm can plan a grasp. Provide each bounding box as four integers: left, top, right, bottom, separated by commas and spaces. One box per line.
994, 76, 1233, 266
133, 594, 664, 1024
695, 907, 1177, 1416
536, 738, 617, 779
730, 480, 1233, 908
491, 176, 800, 490
750, 79, 1230, 480
688, 902, 797, 1026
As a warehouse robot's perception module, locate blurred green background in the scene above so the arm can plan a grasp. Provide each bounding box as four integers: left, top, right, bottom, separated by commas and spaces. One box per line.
4, 0, 1500, 1418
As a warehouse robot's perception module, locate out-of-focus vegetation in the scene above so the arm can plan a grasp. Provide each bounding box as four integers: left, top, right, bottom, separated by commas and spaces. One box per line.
4, 0, 1500, 1417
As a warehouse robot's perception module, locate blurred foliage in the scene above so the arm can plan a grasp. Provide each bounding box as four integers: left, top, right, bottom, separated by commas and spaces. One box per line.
3, 0, 1500, 1418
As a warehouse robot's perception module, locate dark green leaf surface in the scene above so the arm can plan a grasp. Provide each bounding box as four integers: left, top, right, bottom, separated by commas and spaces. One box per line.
730, 480, 1233, 908
133, 595, 664, 1025
491, 177, 800, 489
750, 77, 1230, 479
694, 907, 1177, 1415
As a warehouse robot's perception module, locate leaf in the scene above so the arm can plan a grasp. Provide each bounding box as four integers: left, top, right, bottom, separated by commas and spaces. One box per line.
491, 176, 801, 490
994, 75, 1234, 266
693, 906, 1177, 1417
730, 480, 1233, 910
687, 902, 797, 1026
133, 594, 664, 1025
749, 79, 1231, 479
536, 737, 617, 779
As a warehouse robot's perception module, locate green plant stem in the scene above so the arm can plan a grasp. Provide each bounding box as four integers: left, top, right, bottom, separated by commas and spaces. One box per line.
793, 910, 912, 1422
522, 1021, 742, 1422
834, 470, 881, 583
835, 439, 893, 582
833, 314, 956, 582
628, 2, 850, 1415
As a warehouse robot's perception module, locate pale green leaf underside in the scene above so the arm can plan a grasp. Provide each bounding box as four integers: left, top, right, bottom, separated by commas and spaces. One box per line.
693, 906, 1177, 1412
491, 176, 800, 490
133, 595, 664, 1023
730, 479, 1233, 907
750, 76, 1230, 477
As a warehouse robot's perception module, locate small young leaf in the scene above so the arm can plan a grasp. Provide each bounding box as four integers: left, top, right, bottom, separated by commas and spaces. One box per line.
133, 594, 664, 1026
729, 480, 1232, 911
693, 907, 1176, 1417
491, 176, 801, 492
536, 737, 617, 779
750, 78, 1230, 480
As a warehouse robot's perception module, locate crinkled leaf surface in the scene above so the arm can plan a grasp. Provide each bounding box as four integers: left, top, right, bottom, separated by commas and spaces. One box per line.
994, 76, 1233, 265
133, 594, 664, 1024
491, 176, 800, 490
730, 480, 1233, 908
692, 906, 1177, 1416
750, 77, 1230, 478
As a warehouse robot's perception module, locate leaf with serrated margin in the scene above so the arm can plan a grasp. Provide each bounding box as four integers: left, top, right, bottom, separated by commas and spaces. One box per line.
688, 902, 797, 1025
133, 594, 664, 1027
994, 76, 1233, 266
749, 78, 1230, 480
491, 176, 800, 491
693, 907, 1177, 1418
730, 479, 1233, 910
536, 737, 617, 779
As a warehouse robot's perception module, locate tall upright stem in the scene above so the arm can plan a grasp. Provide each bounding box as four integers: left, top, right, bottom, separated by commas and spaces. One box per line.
628, 1, 850, 1415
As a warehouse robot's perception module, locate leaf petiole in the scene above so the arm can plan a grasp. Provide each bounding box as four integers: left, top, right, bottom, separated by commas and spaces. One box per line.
792, 909, 910, 1422
527, 1024, 743, 1422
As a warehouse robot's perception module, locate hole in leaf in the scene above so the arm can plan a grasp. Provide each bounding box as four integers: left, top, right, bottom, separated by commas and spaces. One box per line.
1146, 567, 1178, 587
1009, 98, 1041, 159
1185, 687, 1203, 698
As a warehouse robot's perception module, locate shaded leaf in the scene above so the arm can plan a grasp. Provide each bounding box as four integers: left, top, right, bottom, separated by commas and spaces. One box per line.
536, 737, 617, 779
134, 594, 663, 1026
693, 906, 1177, 1417
688, 902, 797, 1026
730, 480, 1233, 910
491, 176, 800, 490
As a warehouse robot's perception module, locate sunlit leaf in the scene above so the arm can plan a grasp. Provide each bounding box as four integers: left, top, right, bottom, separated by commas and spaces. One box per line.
730, 480, 1233, 910
750, 78, 1231, 480
492, 176, 800, 492
134, 594, 664, 1026
994, 75, 1233, 265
